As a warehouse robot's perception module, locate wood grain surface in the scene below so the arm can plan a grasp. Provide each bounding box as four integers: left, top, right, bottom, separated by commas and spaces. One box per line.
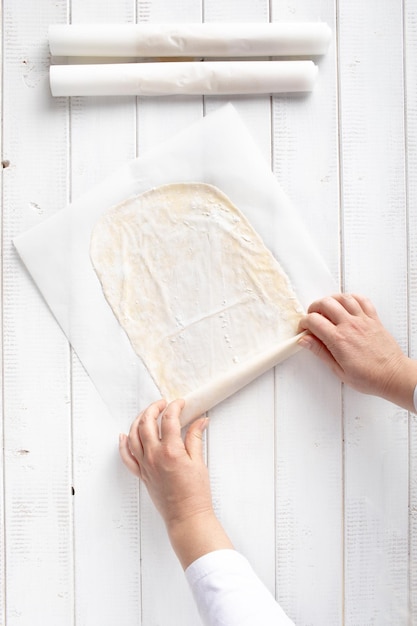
1, 0, 415, 624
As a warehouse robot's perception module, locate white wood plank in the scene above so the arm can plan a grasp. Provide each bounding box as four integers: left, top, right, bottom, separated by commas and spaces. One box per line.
135, 3, 205, 625
405, 0, 417, 621
67, 2, 143, 624
202, 0, 278, 604
71, 358, 145, 625
271, 2, 340, 281
203, 0, 269, 23
270, 2, 343, 623
338, 0, 409, 622
206, 374, 277, 590
0, 3, 5, 624
2, 1, 73, 624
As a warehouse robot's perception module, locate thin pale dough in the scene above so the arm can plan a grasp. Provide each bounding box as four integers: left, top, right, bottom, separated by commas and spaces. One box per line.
90, 183, 304, 401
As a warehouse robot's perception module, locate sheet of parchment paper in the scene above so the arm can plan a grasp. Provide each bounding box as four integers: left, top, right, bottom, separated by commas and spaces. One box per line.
14, 104, 336, 425
49, 61, 318, 97
48, 23, 331, 57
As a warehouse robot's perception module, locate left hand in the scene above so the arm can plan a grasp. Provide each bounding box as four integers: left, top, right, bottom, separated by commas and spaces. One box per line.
119, 398, 212, 529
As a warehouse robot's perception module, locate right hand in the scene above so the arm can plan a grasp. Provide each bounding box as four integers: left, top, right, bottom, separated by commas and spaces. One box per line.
298, 293, 416, 410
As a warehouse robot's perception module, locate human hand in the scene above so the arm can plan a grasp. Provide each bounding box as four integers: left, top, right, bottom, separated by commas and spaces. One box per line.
298, 294, 417, 410
119, 398, 233, 568
119, 398, 212, 527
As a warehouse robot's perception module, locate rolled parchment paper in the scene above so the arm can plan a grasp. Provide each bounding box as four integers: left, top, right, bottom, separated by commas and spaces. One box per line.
180, 332, 306, 426
50, 60, 318, 97
49, 22, 332, 58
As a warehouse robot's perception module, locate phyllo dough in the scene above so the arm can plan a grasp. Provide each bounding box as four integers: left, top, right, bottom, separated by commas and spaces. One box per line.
90, 183, 304, 400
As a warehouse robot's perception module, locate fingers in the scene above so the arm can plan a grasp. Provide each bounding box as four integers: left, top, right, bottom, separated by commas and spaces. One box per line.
331, 293, 378, 319
121, 398, 187, 476
306, 294, 358, 324
120, 399, 167, 478
350, 294, 378, 318
300, 293, 379, 342
160, 399, 185, 444
299, 310, 338, 344
331, 293, 366, 316
119, 433, 141, 478
307, 293, 377, 322
120, 398, 208, 481
129, 399, 167, 457
299, 293, 378, 357
298, 334, 344, 379
185, 417, 209, 460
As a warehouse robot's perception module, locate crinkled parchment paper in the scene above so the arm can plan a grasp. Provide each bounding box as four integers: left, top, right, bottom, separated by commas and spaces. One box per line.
14, 105, 336, 425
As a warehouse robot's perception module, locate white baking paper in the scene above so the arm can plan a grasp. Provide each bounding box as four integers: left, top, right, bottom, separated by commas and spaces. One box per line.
48, 22, 332, 58
14, 105, 336, 426
50, 61, 318, 97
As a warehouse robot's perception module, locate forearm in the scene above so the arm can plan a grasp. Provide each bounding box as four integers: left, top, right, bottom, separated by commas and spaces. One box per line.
167, 509, 234, 570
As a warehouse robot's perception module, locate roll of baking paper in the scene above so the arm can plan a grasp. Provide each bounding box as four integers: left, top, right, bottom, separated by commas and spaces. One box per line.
50, 60, 318, 97
179, 332, 306, 427
49, 22, 331, 58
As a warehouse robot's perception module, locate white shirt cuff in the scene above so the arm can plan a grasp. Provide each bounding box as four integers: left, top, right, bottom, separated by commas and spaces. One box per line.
185, 549, 295, 626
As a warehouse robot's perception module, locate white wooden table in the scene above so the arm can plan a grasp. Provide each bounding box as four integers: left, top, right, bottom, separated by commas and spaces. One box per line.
1, 1, 416, 624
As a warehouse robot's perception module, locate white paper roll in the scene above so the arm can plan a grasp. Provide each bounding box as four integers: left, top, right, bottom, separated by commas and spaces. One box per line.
180, 332, 306, 426
50, 60, 318, 97
49, 22, 331, 58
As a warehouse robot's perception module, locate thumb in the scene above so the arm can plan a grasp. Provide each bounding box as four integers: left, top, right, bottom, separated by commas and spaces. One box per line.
299, 334, 344, 380
185, 417, 209, 460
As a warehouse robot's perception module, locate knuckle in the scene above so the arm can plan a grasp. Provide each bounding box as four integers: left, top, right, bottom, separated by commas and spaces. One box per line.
340, 293, 353, 304
127, 435, 139, 453
162, 444, 179, 461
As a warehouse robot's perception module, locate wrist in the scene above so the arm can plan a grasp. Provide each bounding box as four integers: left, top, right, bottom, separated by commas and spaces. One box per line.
380, 354, 417, 412
167, 509, 234, 570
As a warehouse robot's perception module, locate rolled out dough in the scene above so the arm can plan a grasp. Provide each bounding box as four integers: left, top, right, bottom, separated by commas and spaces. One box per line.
90, 183, 304, 403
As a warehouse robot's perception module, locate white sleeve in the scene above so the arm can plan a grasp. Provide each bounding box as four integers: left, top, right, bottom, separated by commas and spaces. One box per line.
185, 549, 295, 626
